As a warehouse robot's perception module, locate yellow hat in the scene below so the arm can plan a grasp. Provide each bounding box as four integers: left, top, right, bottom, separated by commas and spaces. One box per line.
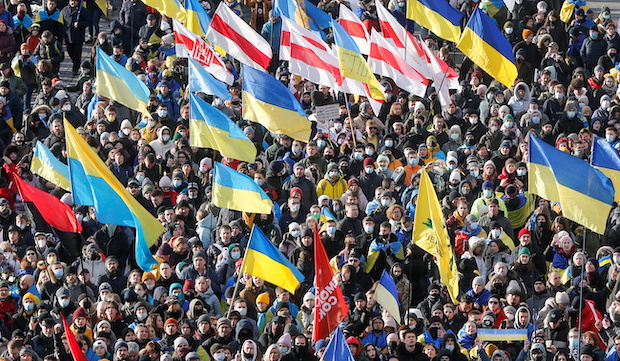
256, 292, 270, 305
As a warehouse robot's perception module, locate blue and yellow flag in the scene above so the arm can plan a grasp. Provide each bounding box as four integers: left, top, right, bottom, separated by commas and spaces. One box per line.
242, 66, 312, 141
188, 58, 231, 101
64, 119, 164, 271
591, 135, 620, 202
478, 329, 528, 342
31, 140, 71, 191
407, 0, 463, 43
480, 0, 506, 17
184, 0, 211, 36
529, 135, 614, 234
144, 0, 186, 23
274, 0, 331, 37
189, 93, 256, 163
375, 270, 401, 324
414, 169, 459, 303
212, 162, 273, 214
457, 8, 517, 88
96, 51, 151, 116
321, 328, 356, 361
320, 207, 336, 223
241, 225, 305, 293
331, 21, 385, 100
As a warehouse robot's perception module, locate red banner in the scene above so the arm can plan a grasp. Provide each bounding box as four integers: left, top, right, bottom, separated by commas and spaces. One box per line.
312, 227, 348, 342
61, 313, 89, 361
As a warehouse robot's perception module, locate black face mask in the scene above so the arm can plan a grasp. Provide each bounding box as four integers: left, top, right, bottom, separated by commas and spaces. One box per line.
429, 327, 439, 339
482, 319, 493, 327
537, 221, 546, 228
429, 293, 439, 302
294, 345, 308, 355
534, 355, 543, 361
242, 352, 254, 360
388, 341, 398, 351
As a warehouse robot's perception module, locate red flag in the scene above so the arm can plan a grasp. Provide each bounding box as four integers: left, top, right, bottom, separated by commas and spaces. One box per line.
61, 313, 89, 361
580, 300, 605, 346
5, 164, 82, 233
312, 227, 347, 342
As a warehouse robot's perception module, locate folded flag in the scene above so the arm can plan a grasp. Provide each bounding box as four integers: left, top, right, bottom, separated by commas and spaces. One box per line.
188, 58, 232, 101
338, 4, 370, 55
478, 329, 528, 342
591, 135, 620, 202
457, 8, 517, 88
61, 313, 90, 361
331, 21, 385, 100
375, 270, 402, 324
420, 38, 459, 109
64, 119, 164, 271
242, 66, 312, 141
320, 207, 336, 223
241, 225, 305, 294
31, 140, 71, 191
184, 0, 211, 36
212, 162, 273, 214
529, 134, 614, 234
207, 2, 272, 70
96, 51, 150, 115
368, 28, 427, 97
189, 93, 256, 163
320, 328, 356, 361
144, 0, 186, 24
174, 19, 233, 85
274, 0, 331, 37
407, 0, 463, 43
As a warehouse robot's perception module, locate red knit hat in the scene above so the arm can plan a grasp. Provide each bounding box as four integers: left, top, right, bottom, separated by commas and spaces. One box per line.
518, 228, 531, 239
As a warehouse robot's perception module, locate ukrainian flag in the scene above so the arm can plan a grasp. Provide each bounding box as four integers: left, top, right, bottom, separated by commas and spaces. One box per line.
212, 162, 273, 214
407, 0, 464, 44
321, 328, 356, 361
31, 141, 71, 191
529, 135, 614, 234
480, 0, 506, 17
591, 136, 620, 202
414, 169, 460, 303
273, 0, 331, 36
189, 93, 256, 163
456, 8, 517, 88
241, 225, 305, 293
188, 58, 231, 101
184, 0, 210, 36
96, 50, 151, 116
242, 66, 312, 142
320, 207, 336, 223
332, 21, 385, 101
144, 0, 186, 23
375, 270, 401, 324
478, 329, 527, 342
64, 119, 164, 271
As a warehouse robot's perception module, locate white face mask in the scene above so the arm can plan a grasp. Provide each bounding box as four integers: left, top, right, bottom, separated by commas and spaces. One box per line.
98, 38, 105, 45
122, 128, 131, 135
235, 307, 247, 316
161, 134, 170, 142
62, 104, 71, 111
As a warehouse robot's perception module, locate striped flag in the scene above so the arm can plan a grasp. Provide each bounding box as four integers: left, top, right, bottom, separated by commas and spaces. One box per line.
281, 16, 329, 61
338, 4, 369, 55
174, 19, 234, 85
419, 38, 459, 109
368, 28, 427, 97
207, 2, 273, 70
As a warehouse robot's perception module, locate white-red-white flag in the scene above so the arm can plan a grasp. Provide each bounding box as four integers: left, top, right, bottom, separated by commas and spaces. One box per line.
206, 2, 272, 70
280, 16, 329, 61
173, 19, 234, 85
368, 28, 428, 97
338, 4, 370, 55
420, 38, 459, 109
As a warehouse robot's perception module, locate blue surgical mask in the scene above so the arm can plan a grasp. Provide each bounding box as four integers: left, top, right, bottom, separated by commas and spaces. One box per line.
470, 170, 479, 177
364, 225, 374, 233
483, 189, 493, 198
214, 353, 226, 361
172, 180, 182, 188
450, 133, 459, 140
531, 116, 540, 124
567, 111, 576, 118
254, 178, 263, 186
385, 140, 394, 147
291, 204, 300, 212
59, 299, 70, 308
327, 226, 337, 235
53, 269, 63, 278
24, 302, 34, 311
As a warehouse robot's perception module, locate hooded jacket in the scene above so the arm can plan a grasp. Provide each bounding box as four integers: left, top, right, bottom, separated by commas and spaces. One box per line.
149, 126, 174, 158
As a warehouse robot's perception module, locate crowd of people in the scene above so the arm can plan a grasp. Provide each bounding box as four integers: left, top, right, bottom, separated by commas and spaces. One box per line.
0, 1, 617, 361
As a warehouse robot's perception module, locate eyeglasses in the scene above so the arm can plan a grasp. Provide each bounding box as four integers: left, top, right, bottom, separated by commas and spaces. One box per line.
368, 127, 377, 130
488, 301, 499, 304
26, 253, 35, 256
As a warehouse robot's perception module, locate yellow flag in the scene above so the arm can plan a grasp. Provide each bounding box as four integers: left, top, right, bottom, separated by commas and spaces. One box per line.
413, 169, 459, 303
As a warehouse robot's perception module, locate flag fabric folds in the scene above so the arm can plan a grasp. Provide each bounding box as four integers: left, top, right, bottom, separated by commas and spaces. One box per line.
320, 328, 356, 361
287, 22, 342, 88
212, 162, 273, 214
62, 313, 90, 361
5, 164, 81, 233
591, 136, 620, 202
64, 119, 164, 271
375, 270, 401, 324
242, 66, 312, 141
320, 207, 336, 223
241, 225, 305, 294
206, 2, 272, 70
331, 21, 385, 100
31, 140, 71, 191
174, 19, 234, 85
189, 93, 256, 163
528, 135, 614, 234
281, 16, 327, 61
420, 38, 459, 109
188, 58, 232, 101
313, 227, 347, 342
338, 4, 370, 55
368, 28, 427, 97
184, 0, 211, 36
457, 8, 517, 88
273, 0, 331, 36
144, 0, 186, 24
406, 0, 463, 43
413, 169, 460, 303
96, 51, 150, 116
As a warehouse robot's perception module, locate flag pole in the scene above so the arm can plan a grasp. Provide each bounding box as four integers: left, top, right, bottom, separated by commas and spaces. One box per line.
577, 229, 586, 356
226, 226, 253, 318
